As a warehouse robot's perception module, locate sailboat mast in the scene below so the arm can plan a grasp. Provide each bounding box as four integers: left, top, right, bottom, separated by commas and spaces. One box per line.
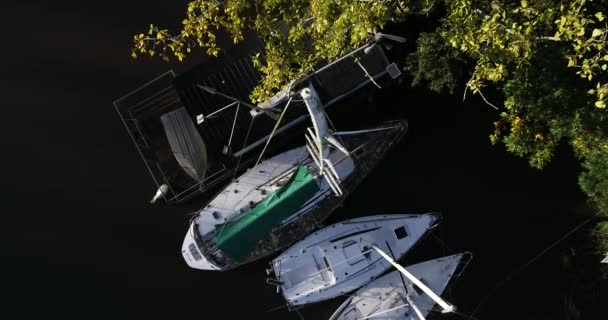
372, 245, 455, 314
385, 241, 426, 320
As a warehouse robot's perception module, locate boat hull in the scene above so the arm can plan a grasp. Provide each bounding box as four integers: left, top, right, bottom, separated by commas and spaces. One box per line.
272, 213, 441, 306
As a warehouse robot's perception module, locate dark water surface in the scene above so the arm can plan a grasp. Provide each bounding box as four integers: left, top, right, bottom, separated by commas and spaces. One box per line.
4, 1, 603, 319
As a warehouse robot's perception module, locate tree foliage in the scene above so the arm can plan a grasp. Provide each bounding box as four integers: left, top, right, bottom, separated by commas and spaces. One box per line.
132, 0, 430, 103
441, 0, 608, 109
433, 1, 608, 219
404, 32, 464, 94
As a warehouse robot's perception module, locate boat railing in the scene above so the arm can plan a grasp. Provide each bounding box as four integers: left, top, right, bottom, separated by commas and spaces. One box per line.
453, 251, 474, 278
114, 71, 216, 204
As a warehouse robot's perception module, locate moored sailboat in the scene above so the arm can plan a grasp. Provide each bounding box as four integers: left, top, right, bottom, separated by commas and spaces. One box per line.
181, 120, 408, 270
182, 79, 409, 271
267, 214, 441, 306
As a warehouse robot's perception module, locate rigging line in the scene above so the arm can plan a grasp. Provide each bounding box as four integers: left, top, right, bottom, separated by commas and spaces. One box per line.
225, 102, 240, 150
206, 101, 239, 119
220, 116, 257, 210
294, 309, 305, 320
266, 304, 289, 313
384, 242, 426, 320
322, 106, 338, 133
431, 231, 454, 254
404, 293, 426, 320
469, 217, 592, 319
452, 310, 480, 320
232, 116, 256, 181
253, 97, 294, 169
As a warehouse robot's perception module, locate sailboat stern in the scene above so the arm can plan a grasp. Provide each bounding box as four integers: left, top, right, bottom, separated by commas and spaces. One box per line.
181, 223, 222, 271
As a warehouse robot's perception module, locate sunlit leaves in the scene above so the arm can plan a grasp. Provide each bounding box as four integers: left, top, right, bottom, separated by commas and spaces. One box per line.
131, 0, 431, 102
442, 0, 608, 109
132, 0, 249, 62
487, 40, 608, 220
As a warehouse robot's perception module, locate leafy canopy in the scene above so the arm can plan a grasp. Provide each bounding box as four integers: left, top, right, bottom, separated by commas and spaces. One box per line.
441, 0, 608, 109
434, 1, 608, 215
132, 0, 430, 103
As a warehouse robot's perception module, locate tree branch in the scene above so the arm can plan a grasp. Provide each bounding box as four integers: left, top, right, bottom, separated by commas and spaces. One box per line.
463, 72, 474, 102
477, 88, 499, 110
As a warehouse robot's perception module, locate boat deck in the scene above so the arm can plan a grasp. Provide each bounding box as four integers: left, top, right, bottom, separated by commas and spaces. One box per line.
197, 121, 408, 270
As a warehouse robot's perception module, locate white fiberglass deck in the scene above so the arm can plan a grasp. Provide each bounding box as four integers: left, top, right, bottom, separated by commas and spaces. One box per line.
272, 214, 440, 306
194, 146, 354, 236
330, 253, 467, 320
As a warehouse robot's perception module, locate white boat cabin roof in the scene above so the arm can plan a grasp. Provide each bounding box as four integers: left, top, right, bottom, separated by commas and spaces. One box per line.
273, 214, 439, 305
331, 253, 467, 320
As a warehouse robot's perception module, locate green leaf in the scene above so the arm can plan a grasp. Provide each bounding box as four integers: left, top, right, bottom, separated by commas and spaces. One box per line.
595, 100, 606, 109
568, 58, 575, 67
596, 12, 605, 22
592, 29, 603, 38
578, 28, 585, 36
521, 0, 528, 8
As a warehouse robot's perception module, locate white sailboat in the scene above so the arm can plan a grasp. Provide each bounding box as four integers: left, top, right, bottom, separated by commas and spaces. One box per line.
268, 214, 441, 306
181, 84, 408, 271
330, 253, 472, 320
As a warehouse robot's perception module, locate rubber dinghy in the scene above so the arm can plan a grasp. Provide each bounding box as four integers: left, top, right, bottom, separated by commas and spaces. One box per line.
181, 121, 408, 271
268, 214, 441, 306
330, 253, 472, 320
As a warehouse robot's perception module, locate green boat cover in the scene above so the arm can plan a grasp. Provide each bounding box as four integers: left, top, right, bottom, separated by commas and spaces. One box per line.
215, 165, 319, 261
